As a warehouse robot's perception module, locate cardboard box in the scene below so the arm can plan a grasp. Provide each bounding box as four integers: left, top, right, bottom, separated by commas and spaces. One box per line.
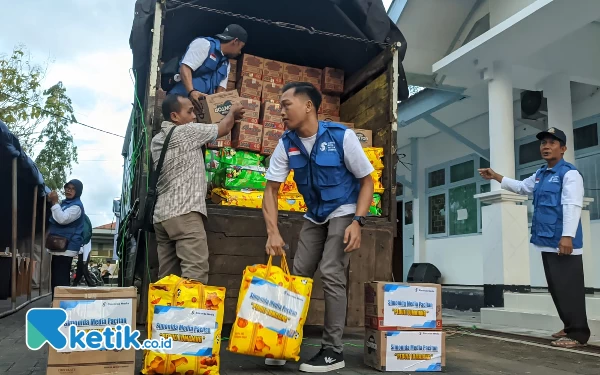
261, 127, 286, 155
318, 114, 341, 122
261, 101, 283, 124
237, 76, 264, 101
303, 67, 323, 88
228, 59, 238, 82
321, 95, 340, 116
47, 287, 137, 375
263, 59, 284, 84
283, 63, 304, 83
195, 90, 240, 124
353, 129, 373, 147
262, 81, 284, 102
207, 133, 232, 149
226, 81, 237, 91
364, 329, 445, 372
239, 97, 261, 122
238, 54, 264, 80
232, 121, 263, 152
322, 67, 345, 94
364, 282, 442, 331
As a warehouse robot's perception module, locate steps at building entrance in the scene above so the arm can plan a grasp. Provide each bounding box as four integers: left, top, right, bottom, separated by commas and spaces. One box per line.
481, 293, 600, 337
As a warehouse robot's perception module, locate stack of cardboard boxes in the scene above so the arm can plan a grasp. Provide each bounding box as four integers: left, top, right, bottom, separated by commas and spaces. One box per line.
364, 282, 445, 372
226, 58, 238, 92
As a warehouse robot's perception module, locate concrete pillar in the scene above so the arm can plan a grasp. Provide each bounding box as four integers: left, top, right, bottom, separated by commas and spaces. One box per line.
541, 73, 574, 163
411, 138, 427, 264
475, 190, 531, 307
581, 197, 595, 293
487, 61, 516, 191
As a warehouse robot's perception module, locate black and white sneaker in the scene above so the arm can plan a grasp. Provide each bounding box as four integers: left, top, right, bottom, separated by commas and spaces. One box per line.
299, 348, 345, 373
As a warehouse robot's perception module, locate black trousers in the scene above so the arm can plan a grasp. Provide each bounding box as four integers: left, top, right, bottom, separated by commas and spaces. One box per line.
72, 253, 96, 287
51, 255, 73, 300
542, 252, 591, 344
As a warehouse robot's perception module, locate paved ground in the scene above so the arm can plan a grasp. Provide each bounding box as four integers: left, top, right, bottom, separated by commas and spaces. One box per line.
2, 296, 600, 375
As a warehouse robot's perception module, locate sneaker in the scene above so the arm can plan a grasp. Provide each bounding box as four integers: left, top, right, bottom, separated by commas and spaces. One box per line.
299, 348, 345, 373
265, 358, 287, 366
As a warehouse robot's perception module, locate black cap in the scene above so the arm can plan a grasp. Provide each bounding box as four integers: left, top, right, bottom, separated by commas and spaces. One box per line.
536, 127, 566, 144
216, 24, 248, 44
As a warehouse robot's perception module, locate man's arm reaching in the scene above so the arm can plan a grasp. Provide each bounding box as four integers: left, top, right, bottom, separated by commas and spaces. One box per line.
478, 168, 536, 195
217, 102, 245, 138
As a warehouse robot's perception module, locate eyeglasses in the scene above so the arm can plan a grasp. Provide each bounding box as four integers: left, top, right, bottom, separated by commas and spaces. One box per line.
64, 186, 76, 192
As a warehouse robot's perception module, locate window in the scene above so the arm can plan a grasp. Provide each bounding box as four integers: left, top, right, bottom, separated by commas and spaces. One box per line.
574, 123, 598, 151
404, 201, 413, 225
425, 155, 490, 237
519, 140, 542, 165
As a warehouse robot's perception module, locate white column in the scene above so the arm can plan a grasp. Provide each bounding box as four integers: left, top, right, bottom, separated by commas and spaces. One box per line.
541, 73, 575, 163
411, 138, 427, 264
487, 61, 516, 191
581, 198, 595, 291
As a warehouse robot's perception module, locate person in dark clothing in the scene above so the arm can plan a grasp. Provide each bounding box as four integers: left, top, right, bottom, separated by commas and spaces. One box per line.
71, 241, 95, 287
479, 127, 590, 348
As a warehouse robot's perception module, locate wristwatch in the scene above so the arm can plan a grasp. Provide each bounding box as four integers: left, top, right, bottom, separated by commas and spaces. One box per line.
353, 216, 367, 227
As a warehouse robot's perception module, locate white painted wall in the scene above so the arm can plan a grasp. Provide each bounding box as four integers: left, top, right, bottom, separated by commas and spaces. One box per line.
398, 91, 600, 287
489, 0, 537, 28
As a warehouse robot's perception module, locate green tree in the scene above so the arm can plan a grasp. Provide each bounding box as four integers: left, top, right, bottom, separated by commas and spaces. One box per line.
0, 46, 78, 190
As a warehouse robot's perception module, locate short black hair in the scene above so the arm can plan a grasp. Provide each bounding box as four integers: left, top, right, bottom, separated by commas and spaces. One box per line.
162, 94, 187, 121
281, 82, 322, 113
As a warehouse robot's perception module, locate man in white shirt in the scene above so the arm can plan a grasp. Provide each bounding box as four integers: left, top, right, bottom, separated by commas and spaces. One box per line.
262, 82, 374, 372
479, 127, 590, 348
168, 24, 247, 104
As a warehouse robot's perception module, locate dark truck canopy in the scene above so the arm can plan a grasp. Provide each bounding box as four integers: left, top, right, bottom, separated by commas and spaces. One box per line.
129, 0, 407, 95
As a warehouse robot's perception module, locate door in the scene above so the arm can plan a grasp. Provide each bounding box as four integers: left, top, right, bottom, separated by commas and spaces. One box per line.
402, 201, 415, 281
392, 201, 403, 281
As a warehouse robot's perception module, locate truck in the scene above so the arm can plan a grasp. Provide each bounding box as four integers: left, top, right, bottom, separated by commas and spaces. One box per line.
119, 0, 409, 326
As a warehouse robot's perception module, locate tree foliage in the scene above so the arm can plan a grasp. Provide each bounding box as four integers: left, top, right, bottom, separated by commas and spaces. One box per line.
0, 46, 78, 191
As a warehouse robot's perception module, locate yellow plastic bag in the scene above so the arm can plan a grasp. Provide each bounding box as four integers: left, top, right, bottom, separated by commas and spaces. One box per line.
371, 170, 384, 194
227, 256, 313, 361
211, 188, 263, 209
278, 170, 299, 195
278, 193, 308, 213
143, 275, 226, 375
364, 147, 384, 170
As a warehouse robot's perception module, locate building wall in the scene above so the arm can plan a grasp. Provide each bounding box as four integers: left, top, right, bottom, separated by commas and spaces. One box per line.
398, 92, 600, 287
489, 0, 537, 28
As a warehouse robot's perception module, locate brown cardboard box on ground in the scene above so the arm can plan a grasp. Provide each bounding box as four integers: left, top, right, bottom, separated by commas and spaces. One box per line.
364, 329, 445, 372
237, 76, 264, 101
232, 121, 263, 152
238, 54, 264, 80
322, 67, 345, 94
195, 90, 240, 124
47, 287, 137, 375
364, 282, 442, 331
261, 127, 286, 155
228, 59, 238, 81
283, 63, 304, 83
263, 59, 284, 84
353, 129, 373, 147
261, 101, 283, 124
303, 67, 323, 88
262, 81, 284, 102
207, 133, 232, 149
239, 97, 261, 123
321, 95, 341, 116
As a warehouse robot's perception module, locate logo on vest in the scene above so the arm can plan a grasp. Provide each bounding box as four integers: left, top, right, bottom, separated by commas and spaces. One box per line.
320, 141, 337, 152
549, 176, 560, 183
214, 101, 233, 115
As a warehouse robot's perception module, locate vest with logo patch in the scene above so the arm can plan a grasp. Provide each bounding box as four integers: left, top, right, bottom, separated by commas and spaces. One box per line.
48, 198, 86, 251
531, 158, 583, 249
169, 37, 229, 96
281, 121, 360, 223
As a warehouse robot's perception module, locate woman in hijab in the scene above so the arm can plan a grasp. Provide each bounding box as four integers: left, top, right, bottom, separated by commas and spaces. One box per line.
46, 179, 86, 299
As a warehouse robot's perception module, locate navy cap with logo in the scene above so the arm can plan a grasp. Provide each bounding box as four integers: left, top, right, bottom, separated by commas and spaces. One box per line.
536, 127, 566, 144
216, 24, 248, 44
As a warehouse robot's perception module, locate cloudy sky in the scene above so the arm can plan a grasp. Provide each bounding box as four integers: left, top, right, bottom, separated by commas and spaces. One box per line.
0, 0, 136, 227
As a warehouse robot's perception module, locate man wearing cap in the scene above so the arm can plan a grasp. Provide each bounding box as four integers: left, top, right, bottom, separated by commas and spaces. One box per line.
168, 24, 247, 102
479, 127, 590, 348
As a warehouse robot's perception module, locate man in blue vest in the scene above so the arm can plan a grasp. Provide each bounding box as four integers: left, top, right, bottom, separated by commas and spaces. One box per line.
479, 127, 590, 348
262, 82, 375, 372
168, 24, 247, 103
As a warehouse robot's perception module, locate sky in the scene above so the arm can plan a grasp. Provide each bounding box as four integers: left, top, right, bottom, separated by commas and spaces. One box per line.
0, 0, 136, 228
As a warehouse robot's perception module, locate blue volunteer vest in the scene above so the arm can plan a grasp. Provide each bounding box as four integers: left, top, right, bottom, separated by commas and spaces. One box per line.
531, 158, 583, 249
169, 37, 229, 95
282, 121, 360, 223
48, 198, 85, 251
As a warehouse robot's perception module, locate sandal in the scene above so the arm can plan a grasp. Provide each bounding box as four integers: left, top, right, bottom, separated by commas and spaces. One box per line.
551, 329, 567, 338
551, 337, 585, 348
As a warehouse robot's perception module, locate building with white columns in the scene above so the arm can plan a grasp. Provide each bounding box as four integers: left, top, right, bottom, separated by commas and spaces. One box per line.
387, 0, 600, 335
